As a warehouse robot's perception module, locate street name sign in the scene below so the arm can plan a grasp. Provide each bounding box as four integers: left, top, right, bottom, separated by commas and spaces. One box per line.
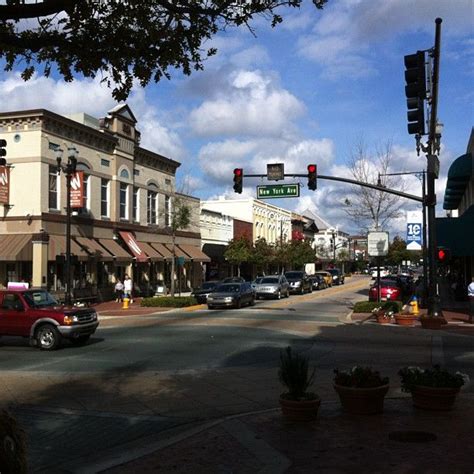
267, 163, 284, 181
367, 231, 389, 257
257, 184, 300, 199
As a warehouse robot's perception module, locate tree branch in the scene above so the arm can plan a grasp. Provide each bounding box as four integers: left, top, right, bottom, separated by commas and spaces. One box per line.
0, 0, 76, 21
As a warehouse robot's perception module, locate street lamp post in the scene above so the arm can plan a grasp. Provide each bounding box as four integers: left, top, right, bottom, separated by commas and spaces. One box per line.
56, 146, 78, 306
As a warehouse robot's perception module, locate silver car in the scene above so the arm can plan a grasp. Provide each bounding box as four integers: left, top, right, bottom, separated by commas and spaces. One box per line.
255, 275, 290, 300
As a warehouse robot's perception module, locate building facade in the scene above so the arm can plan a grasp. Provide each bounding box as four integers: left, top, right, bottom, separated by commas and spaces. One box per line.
0, 105, 208, 300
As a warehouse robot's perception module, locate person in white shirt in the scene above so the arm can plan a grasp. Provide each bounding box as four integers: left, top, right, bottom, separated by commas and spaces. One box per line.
467, 277, 474, 324
114, 279, 124, 302
124, 274, 133, 303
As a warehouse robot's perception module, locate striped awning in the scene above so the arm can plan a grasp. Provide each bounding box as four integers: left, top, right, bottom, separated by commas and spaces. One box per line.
96, 239, 133, 262
178, 244, 211, 262
150, 242, 173, 260
74, 237, 114, 261
0, 234, 32, 261
165, 244, 190, 261
139, 242, 164, 262
48, 235, 89, 261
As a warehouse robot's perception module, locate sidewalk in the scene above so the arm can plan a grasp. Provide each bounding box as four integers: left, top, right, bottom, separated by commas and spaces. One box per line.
93, 394, 474, 473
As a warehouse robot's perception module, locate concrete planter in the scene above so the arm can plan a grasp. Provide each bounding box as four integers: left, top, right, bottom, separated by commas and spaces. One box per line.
279, 395, 321, 422
334, 384, 390, 415
411, 385, 460, 411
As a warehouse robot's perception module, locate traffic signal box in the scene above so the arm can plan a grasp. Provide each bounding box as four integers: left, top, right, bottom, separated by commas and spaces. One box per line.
307, 164, 317, 190
233, 168, 243, 194
436, 247, 451, 264
0, 139, 6, 166
404, 51, 427, 135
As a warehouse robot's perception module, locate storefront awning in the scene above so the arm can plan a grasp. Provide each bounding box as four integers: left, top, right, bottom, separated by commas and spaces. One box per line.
165, 244, 190, 261
74, 237, 114, 261
48, 235, 89, 261
138, 242, 164, 262
178, 244, 211, 262
0, 234, 32, 261
150, 242, 173, 260
202, 243, 227, 261
436, 206, 474, 257
96, 239, 133, 262
119, 231, 148, 262
443, 152, 473, 210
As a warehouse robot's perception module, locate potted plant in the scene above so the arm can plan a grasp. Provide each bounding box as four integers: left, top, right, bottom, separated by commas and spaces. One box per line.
372, 306, 393, 324
418, 316, 446, 330
399, 365, 469, 410
278, 346, 320, 421
333, 366, 390, 414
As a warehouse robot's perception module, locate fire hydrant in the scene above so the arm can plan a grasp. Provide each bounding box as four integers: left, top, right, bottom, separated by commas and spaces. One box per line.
122, 297, 130, 309
409, 296, 419, 315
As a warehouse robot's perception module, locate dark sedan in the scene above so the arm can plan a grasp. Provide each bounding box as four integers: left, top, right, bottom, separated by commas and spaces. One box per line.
191, 281, 219, 304
327, 268, 345, 285
207, 282, 255, 309
284, 271, 312, 294
309, 274, 327, 290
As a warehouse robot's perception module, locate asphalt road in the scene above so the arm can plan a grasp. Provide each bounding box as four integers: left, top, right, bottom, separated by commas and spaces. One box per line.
1, 276, 472, 473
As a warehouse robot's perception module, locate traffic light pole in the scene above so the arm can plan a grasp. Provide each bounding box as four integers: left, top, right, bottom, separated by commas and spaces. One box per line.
425, 18, 443, 319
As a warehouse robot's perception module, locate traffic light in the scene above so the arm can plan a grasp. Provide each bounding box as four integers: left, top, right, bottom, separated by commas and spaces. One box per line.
436, 247, 450, 264
404, 51, 426, 135
233, 168, 243, 193
307, 164, 317, 190
0, 139, 6, 166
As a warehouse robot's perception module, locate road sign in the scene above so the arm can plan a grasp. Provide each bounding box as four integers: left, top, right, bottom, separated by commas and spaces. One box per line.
257, 184, 300, 199
367, 231, 389, 257
406, 210, 422, 251
267, 163, 284, 181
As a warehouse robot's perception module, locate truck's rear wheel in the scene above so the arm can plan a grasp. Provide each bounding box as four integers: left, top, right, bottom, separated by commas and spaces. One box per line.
36, 324, 61, 351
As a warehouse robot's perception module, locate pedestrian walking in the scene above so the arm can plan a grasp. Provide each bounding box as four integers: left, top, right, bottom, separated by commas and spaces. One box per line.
468, 277, 474, 324
124, 274, 133, 303
114, 279, 124, 302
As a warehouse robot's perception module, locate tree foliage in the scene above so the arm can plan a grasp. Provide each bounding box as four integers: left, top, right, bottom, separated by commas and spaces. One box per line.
0, 0, 327, 100
386, 236, 421, 266
251, 237, 274, 273
343, 139, 407, 233
224, 235, 252, 275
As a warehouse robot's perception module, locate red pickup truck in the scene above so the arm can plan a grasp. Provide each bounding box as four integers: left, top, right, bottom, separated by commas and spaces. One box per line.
0, 288, 99, 350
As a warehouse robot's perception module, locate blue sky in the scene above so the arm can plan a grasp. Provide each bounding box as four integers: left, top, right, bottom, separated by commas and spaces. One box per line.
1, 0, 473, 236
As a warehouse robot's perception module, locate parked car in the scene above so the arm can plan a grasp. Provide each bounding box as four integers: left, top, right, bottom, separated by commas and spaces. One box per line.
207, 282, 255, 309
191, 281, 219, 304
0, 288, 99, 350
327, 268, 345, 285
315, 271, 333, 287
369, 279, 403, 302
251, 276, 264, 291
309, 274, 327, 290
221, 276, 246, 284
284, 271, 312, 294
255, 275, 290, 300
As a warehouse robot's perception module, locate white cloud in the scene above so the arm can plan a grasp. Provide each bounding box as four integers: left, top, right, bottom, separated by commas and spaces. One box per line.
188, 69, 305, 137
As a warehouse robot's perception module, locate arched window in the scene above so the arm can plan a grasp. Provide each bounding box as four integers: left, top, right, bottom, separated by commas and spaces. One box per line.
147, 183, 159, 225
120, 168, 130, 179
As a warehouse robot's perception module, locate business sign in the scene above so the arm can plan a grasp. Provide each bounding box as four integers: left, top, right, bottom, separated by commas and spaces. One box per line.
367, 231, 389, 257
70, 171, 84, 208
257, 184, 299, 199
267, 163, 284, 181
406, 210, 422, 251
0, 166, 10, 204
119, 231, 148, 262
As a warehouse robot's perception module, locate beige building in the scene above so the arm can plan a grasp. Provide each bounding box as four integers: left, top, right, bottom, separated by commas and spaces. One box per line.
0, 105, 208, 300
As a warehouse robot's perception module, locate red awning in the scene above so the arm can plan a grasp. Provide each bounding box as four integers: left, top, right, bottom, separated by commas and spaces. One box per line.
119, 231, 148, 262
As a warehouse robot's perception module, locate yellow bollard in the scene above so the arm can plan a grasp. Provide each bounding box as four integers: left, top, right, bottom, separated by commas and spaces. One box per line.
409, 296, 419, 315
122, 297, 129, 309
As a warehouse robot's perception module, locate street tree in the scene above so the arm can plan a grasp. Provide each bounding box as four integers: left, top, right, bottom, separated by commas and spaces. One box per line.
224, 236, 252, 277
343, 139, 406, 232
0, 0, 327, 100
251, 238, 275, 275
276, 239, 316, 271
386, 236, 421, 267
168, 197, 191, 297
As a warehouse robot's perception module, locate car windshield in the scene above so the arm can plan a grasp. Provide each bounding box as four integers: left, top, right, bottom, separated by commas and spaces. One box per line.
285, 272, 302, 279
261, 277, 279, 284
253, 277, 263, 284
23, 290, 58, 308
202, 282, 216, 290
216, 284, 240, 293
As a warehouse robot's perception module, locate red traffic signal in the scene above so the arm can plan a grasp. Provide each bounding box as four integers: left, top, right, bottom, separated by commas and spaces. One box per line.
233, 168, 243, 193
307, 164, 317, 191
437, 247, 450, 263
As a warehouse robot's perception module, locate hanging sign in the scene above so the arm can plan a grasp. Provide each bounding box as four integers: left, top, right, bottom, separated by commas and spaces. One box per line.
70, 171, 84, 208
0, 166, 10, 204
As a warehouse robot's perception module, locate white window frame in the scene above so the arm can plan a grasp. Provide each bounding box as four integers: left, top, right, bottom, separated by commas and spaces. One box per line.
120, 182, 129, 220
101, 178, 110, 218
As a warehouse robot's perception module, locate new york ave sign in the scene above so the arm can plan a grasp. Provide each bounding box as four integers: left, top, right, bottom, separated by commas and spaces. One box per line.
257, 184, 300, 199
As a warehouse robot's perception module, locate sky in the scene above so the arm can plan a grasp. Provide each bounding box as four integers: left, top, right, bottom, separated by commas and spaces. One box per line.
1, 0, 473, 237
